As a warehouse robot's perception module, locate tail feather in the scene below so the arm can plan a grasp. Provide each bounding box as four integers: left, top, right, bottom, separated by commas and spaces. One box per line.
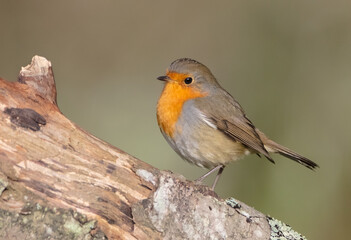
257, 130, 319, 170
269, 141, 319, 170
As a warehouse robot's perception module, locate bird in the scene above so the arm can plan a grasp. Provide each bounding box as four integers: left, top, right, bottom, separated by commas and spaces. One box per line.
156, 58, 318, 190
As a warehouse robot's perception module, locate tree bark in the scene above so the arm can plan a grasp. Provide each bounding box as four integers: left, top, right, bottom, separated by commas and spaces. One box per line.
0, 56, 306, 240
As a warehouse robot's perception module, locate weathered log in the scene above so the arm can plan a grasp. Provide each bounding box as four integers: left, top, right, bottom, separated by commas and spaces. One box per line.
0, 56, 306, 240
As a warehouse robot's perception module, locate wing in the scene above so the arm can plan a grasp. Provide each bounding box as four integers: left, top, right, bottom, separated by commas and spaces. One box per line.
195, 89, 274, 163
212, 115, 274, 163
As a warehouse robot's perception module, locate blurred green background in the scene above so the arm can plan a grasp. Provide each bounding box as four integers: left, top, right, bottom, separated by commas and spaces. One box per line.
1, 1, 350, 239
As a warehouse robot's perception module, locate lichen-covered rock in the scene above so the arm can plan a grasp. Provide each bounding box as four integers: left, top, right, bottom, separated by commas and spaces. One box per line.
132, 171, 271, 240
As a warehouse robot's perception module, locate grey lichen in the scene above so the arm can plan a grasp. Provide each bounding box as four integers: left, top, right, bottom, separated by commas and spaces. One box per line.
227, 197, 308, 240
226, 197, 241, 209
226, 197, 253, 220
267, 216, 307, 240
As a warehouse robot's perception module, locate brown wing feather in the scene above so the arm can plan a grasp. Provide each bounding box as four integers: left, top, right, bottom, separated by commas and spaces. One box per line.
212, 116, 274, 163
194, 89, 274, 163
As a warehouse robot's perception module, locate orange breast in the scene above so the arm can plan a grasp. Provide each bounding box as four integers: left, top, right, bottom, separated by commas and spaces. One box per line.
157, 82, 207, 138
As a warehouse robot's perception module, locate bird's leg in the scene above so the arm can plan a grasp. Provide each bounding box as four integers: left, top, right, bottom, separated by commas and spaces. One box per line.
211, 166, 225, 190
196, 165, 223, 182
196, 165, 225, 189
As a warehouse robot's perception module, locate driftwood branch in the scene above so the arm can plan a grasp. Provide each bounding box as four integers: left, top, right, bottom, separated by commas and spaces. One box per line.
0, 56, 306, 240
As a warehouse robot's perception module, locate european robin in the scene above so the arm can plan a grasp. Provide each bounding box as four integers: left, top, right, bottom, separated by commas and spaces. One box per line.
156, 58, 318, 190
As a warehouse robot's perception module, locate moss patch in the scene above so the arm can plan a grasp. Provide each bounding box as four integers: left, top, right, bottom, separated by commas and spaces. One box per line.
0, 203, 106, 240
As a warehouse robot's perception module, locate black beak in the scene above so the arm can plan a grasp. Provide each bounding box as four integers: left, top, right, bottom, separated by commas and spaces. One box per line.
157, 75, 170, 81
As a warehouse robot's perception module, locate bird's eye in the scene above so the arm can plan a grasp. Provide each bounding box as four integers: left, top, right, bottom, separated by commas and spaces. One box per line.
184, 77, 193, 84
